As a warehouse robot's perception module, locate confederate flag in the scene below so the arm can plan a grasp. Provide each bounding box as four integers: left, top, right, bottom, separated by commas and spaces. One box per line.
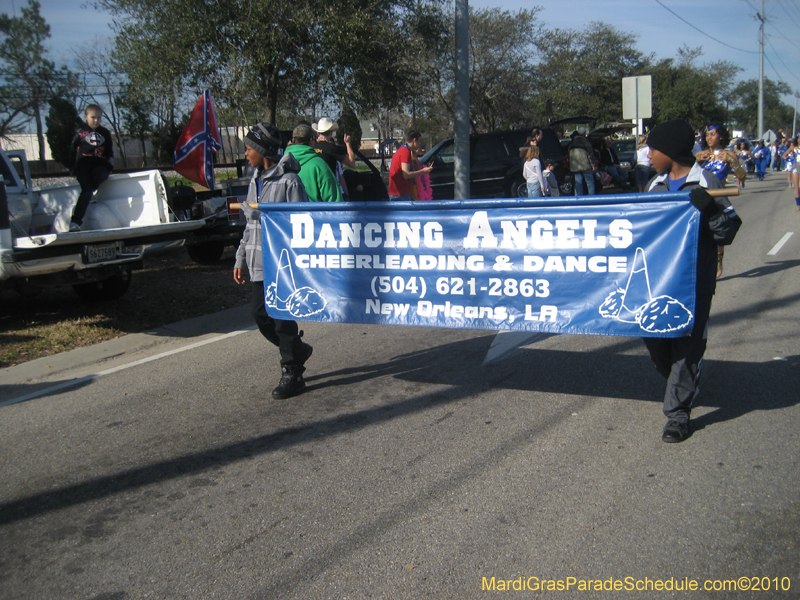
174, 90, 222, 189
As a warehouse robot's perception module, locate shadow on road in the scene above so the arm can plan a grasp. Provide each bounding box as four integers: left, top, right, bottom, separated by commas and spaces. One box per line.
1, 317, 797, 528
718, 259, 800, 281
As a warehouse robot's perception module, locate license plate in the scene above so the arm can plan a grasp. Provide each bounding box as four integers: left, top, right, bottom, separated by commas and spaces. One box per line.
86, 243, 117, 264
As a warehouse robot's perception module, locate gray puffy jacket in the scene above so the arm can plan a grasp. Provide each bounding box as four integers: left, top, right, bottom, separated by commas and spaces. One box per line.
234, 153, 308, 282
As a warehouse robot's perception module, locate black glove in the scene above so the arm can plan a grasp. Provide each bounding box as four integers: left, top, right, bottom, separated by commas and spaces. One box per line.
689, 188, 721, 219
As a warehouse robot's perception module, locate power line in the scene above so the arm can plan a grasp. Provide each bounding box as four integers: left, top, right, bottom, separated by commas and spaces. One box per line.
770, 2, 800, 42
763, 51, 787, 87
765, 37, 800, 88
766, 26, 800, 51
742, 0, 760, 13
653, 0, 759, 54
774, 0, 800, 26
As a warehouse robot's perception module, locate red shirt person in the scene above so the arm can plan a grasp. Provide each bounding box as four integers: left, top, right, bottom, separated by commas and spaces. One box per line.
388, 130, 432, 200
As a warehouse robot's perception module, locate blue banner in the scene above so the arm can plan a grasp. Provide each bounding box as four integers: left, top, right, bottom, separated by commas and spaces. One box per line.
259, 193, 701, 338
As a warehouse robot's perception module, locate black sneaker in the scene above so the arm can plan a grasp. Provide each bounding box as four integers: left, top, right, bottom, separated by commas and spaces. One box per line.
272, 366, 306, 400
662, 420, 690, 443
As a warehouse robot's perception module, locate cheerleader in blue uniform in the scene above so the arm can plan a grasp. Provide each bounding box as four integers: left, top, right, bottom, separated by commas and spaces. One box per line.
781, 136, 800, 210
695, 123, 746, 278
735, 141, 754, 180
753, 140, 769, 181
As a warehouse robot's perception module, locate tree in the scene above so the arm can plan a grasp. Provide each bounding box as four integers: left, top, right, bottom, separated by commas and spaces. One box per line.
0, 0, 71, 162
337, 105, 362, 150
151, 115, 187, 166
532, 22, 648, 124
466, 7, 541, 131
649, 46, 740, 129
44, 97, 80, 169
117, 84, 153, 167
96, 0, 434, 132
357, 0, 450, 146
73, 38, 129, 164
728, 78, 793, 136
422, 6, 541, 133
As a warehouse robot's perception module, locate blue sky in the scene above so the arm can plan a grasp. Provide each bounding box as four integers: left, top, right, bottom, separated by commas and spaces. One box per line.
5, 0, 800, 107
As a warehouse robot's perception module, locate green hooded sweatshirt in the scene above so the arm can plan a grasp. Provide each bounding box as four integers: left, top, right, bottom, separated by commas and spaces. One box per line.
284, 144, 343, 202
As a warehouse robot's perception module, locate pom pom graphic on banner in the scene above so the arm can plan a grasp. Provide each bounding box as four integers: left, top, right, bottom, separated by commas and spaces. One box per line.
265, 249, 327, 318
598, 247, 692, 333
638, 296, 692, 333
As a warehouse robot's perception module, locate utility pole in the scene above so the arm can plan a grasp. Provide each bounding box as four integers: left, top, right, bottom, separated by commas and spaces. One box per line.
454, 0, 470, 200
757, 0, 765, 139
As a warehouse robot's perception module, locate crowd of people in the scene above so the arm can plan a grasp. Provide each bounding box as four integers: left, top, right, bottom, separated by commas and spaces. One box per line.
692, 125, 800, 212
64, 107, 757, 444
521, 127, 634, 197
519, 119, 746, 444
518, 120, 800, 212
234, 120, 438, 401
233, 115, 746, 445
64, 107, 438, 401
230, 115, 753, 444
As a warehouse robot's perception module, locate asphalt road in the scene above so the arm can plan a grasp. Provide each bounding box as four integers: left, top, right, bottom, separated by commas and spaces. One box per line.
1, 175, 798, 599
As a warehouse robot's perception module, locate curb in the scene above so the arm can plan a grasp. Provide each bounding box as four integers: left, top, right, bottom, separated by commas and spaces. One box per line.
0, 305, 253, 405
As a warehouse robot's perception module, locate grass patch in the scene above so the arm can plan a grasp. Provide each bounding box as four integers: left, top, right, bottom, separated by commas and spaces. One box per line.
0, 246, 249, 369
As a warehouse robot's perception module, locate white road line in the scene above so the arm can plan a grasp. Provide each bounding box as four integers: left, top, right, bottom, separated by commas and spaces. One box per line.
767, 232, 794, 256
0, 327, 255, 408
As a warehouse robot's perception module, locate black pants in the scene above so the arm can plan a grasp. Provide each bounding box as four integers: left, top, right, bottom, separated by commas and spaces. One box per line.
73, 164, 110, 225
643, 294, 712, 424
250, 281, 306, 367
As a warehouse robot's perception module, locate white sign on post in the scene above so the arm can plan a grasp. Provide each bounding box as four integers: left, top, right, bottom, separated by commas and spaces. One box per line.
623, 75, 652, 137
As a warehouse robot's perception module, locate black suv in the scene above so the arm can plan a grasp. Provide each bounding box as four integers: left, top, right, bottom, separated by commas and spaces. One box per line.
419, 126, 568, 200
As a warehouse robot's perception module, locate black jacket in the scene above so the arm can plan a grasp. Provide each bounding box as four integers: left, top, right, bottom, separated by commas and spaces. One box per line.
647, 163, 742, 296
70, 123, 114, 171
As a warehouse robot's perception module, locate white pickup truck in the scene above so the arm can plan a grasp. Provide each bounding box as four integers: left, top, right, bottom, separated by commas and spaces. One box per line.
0, 147, 205, 301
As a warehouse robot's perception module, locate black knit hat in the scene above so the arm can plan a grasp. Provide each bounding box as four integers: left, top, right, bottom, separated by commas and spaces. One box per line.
647, 120, 696, 164
245, 122, 283, 161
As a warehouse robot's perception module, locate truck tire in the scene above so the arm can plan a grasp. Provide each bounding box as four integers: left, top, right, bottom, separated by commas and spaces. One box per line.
13, 278, 43, 298
72, 267, 132, 301
187, 241, 225, 263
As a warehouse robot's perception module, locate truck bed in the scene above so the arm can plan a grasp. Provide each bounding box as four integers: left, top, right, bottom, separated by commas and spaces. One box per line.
13, 220, 205, 250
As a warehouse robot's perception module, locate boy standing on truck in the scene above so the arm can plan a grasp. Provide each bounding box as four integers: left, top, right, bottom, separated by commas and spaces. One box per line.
69, 104, 114, 232
233, 122, 314, 400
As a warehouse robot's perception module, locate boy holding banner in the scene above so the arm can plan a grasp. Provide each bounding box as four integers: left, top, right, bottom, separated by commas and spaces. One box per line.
644, 120, 742, 443
233, 123, 314, 400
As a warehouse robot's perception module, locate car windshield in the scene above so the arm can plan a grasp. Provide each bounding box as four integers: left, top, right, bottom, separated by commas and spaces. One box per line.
431, 143, 455, 165
613, 139, 636, 156
552, 123, 595, 138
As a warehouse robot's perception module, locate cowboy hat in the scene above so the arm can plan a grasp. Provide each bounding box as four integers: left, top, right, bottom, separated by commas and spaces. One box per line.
311, 117, 339, 134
